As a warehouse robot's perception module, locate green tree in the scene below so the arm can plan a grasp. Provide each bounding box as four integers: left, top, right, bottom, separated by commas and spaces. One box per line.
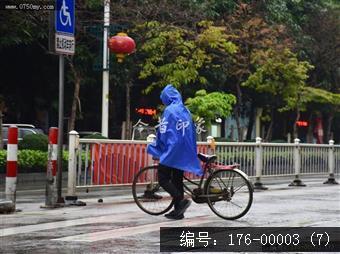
185, 89, 236, 126
222, 3, 292, 141
301, 7, 340, 141
246, 0, 339, 141
66, 42, 97, 133
242, 49, 314, 139
303, 87, 340, 105
137, 21, 237, 93
0, 10, 48, 48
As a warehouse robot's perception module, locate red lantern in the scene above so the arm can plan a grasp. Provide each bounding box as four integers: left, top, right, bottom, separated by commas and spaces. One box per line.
108, 32, 136, 63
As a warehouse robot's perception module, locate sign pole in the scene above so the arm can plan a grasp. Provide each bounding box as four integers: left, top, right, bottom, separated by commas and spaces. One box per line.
56, 54, 64, 203
54, 0, 75, 204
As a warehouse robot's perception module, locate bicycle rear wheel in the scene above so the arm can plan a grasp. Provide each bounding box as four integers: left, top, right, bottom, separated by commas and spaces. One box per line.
132, 165, 174, 215
204, 169, 253, 220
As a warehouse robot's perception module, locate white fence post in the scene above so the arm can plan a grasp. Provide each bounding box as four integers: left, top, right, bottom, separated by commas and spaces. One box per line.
289, 138, 306, 186
254, 137, 267, 190
65, 131, 86, 206
324, 140, 338, 184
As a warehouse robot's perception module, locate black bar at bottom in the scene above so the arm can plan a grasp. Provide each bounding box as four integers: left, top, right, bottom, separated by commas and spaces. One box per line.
160, 227, 340, 252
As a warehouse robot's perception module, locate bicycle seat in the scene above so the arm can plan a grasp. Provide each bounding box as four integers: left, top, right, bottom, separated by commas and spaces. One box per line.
198, 153, 217, 163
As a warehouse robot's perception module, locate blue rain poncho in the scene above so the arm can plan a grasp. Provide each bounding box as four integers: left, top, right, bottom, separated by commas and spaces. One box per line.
147, 84, 202, 176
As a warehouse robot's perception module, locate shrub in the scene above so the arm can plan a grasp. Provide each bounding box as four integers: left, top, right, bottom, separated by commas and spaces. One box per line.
0, 150, 5, 168
270, 139, 287, 143
19, 134, 48, 151
214, 137, 236, 142
0, 149, 69, 173
83, 133, 107, 139
18, 149, 48, 170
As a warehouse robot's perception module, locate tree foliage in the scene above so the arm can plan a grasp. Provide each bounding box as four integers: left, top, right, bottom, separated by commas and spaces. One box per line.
0, 11, 48, 48
185, 89, 236, 126
303, 87, 340, 106
225, 4, 292, 83
242, 48, 313, 112
137, 21, 237, 93
302, 7, 340, 92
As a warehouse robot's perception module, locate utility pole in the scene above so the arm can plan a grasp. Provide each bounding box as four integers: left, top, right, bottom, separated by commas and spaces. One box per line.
101, 0, 110, 137
56, 55, 65, 203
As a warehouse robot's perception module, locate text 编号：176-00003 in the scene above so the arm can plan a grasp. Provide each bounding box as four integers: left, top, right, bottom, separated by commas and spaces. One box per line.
160, 227, 340, 252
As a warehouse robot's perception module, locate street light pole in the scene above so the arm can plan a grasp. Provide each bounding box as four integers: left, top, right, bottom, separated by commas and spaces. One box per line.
101, 0, 110, 137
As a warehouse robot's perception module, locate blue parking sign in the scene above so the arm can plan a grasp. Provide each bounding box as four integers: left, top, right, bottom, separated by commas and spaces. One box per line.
56, 0, 75, 35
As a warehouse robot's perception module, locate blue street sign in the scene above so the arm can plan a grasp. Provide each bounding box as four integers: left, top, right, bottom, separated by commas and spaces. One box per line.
55, 0, 75, 35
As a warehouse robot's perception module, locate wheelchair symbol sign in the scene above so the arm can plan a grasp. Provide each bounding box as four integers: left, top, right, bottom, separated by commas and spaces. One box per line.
56, 0, 75, 35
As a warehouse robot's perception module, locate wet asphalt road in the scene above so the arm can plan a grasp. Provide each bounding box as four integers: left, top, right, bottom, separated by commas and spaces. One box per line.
0, 176, 339, 254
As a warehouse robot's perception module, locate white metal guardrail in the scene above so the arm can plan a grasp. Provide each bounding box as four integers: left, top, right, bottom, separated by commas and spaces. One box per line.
336, 147, 340, 174
66, 131, 339, 197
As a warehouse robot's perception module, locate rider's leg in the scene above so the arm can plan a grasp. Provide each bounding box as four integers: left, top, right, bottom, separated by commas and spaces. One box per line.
158, 164, 182, 207
159, 165, 190, 219
171, 168, 184, 209
171, 168, 191, 217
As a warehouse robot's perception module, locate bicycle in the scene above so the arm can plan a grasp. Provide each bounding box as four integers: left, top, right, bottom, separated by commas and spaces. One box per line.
132, 153, 253, 220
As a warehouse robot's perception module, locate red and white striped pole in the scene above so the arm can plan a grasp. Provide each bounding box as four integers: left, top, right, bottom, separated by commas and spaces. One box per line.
6, 125, 18, 204
45, 127, 58, 207
49, 127, 58, 178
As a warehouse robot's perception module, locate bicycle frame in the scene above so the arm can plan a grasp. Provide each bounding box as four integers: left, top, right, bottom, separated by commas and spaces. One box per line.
182, 160, 240, 197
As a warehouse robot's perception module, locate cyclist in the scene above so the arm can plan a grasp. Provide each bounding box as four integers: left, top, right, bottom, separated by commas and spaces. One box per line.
147, 84, 202, 220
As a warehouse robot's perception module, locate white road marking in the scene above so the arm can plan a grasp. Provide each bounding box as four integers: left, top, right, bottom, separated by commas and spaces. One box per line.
52, 216, 213, 242
0, 212, 141, 237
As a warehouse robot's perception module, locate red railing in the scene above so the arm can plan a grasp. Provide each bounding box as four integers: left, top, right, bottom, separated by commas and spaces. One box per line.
86, 142, 208, 186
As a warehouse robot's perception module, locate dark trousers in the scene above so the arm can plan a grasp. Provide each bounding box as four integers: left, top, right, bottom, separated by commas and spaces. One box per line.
158, 164, 184, 209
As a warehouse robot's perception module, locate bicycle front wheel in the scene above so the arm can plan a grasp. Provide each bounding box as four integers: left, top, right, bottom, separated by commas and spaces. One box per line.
204, 169, 253, 220
132, 165, 174, 215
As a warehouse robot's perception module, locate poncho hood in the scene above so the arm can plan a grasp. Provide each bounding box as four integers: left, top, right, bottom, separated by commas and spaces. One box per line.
160, 84, 182, 106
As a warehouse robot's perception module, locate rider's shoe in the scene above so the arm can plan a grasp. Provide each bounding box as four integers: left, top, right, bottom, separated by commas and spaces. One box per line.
165, 210, 184, 220
164, 199, 191, 219
164, 210, 176, 217
143, 190, 162, 200
175, 199, 191, 216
